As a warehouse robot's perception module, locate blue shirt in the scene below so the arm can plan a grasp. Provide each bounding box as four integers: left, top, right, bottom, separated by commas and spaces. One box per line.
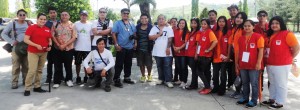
45, 20, 59, 30
112, 20, 136, 49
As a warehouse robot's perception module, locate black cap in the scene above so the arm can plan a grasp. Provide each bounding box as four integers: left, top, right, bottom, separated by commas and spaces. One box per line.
121, 8, 130, 13
227, 4, 239, 10
80, 10, 88, 15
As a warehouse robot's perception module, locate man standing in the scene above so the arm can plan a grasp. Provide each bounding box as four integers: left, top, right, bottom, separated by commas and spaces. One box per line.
112, 8, 137, 88
227, 4, 239, 30
208, 10, 218, 31
74, 10, 93, 84
1, 9, 30, 89
52, 11, 77, 88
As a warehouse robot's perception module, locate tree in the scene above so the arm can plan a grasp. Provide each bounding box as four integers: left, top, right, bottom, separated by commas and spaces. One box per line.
115, 0, 131, 9
191, 0, 199, 17
106, 8, 121, 22
130, 0, 156, 24
0, 0, 9, 17
22, 0, 31, 17
199, 8, 208, 19
238, 0, 243, 11
35, 0, 93, 22
287, 0, 300, 32
243, 0, 249, 15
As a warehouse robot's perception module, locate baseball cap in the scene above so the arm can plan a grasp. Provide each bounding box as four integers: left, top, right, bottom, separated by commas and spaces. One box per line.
80, 10, 88, 15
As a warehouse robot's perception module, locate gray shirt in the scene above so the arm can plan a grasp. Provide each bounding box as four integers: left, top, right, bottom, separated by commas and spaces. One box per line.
1, 21, 29, 45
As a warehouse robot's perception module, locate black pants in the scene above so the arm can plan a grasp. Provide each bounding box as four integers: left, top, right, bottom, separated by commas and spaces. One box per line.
196, 57, 212, 89
174, 56, 188, 83
212, 62, 227, 92
114, 48, 133, 80
46, 46, 55, 81
53, 49, 74, 84
227, 62, 235, 87
94, 67, 115, 86
187, 57, 197, 87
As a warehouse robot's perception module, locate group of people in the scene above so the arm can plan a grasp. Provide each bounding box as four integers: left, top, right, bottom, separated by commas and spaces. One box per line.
1, 4, 299, 109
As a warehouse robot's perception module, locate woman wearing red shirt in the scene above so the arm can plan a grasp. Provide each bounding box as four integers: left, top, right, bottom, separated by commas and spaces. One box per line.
23, 13, 52, 96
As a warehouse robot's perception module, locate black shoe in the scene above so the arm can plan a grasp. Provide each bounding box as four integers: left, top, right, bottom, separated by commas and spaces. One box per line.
268, 103, 283, 109
217, 90, 225, 96
76, 77, 82, 84
236, 98, 249, 105
24, 91, 30, 96
114, 80, 123, 88
83, 77, 88, 83
261, 100, 275, 106
33, 87, 47, 93
123, 79, 135, 84
104, 85, 111, 92
185, 86, 198, 90
211, 88, 218, 93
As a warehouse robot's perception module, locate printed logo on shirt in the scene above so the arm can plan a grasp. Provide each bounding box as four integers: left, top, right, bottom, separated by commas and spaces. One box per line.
202, 37, 206, 41
224, 38, 228, 42
79, 28, 87, 34
45, 30, 50, 32
250, 43, 255, 48
276, 40, 281, 45
190, 37, 194, 41
95, 58, 103, 64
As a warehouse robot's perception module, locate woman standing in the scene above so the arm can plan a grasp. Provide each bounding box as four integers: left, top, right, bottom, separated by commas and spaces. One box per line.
23, 13, 52, 96
235, 20, 264, 108
262, 16, 299, 109
173, 19, 189, 88
196, 18, 218, 94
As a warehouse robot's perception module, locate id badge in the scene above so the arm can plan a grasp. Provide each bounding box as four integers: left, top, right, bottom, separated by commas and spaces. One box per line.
197, 46, 201, 54
265, 48, 270, 58
185, 42, 189, 50
242, 52, 250, 63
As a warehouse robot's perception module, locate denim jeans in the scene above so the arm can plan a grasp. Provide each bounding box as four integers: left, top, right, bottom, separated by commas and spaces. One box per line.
154, 56, 173, 82
114, 48, 133, 80
174, 56, 188, 83
240, 69, 259, 104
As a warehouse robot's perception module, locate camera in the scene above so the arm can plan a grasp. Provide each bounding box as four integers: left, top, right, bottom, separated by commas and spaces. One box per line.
129, 35, 138, 40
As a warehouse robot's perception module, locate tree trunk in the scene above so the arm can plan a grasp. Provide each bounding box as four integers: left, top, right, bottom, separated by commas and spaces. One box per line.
139, 3, 152, 24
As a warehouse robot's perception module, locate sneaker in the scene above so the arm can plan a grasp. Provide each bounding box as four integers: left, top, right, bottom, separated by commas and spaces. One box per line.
104, 85, 111, 92
76, 77, 82, 84
11, 84, 18, 89
123, 78, 136, 84
236, 98, 249, 105
199, 88, 211, 95
185, 85, 198, 90
174, 81, 181, 85
245, 101, 257, 108
261, 100, 275, 106
53, 84, 60, 88
114, 79, 123, 88
140, 76, 147, 83
198, 88, 205, 93
156, 80, 163, 85
24, 91, 30, 96
268, 103, 283, 109
147, 75, 153, 82
33, 87, 47, 93
83, 76, 88, 83
44, 79, 50, 85
66, 80, 73, 87
165, 82, 174, 88
179, 82, 186, 88
230, 92, 240, 99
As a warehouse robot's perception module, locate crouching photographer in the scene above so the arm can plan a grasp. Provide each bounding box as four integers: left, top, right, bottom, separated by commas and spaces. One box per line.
83, 38, 115, 92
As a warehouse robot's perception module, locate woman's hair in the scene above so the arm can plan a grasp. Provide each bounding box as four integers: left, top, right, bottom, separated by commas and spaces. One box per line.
190, 17, 200, 32
234, 12, 248, 29
177, 19, 189, 41
37, 13, 47, 19
244, 19, 255, 27
216, 16, 228, 35
96, 38, 106, 45
200, 18, 211, 29
266, 16, 287, 37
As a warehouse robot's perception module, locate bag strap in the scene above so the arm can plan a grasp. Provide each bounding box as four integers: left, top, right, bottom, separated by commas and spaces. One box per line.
96, 49, 107, 66
13, 21, 16, 39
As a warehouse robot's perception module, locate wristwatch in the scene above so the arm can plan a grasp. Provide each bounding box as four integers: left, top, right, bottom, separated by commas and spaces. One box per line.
115, 44, 119, 47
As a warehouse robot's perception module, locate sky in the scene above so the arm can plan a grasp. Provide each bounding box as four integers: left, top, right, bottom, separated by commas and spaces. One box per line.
9, 0, 241, 12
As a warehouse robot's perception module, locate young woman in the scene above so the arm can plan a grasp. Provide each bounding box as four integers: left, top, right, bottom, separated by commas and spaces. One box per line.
235, 20, 264, 108
23, 13, 52, 96
212, 16, 232, 95
185, 18, 201, 90
228, 12, 247, 98
196, 18, 218, 94
262, 16, 299, 109
173, 19, 189, 88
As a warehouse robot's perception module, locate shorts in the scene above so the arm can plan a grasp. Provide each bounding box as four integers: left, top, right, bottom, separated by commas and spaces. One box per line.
74, 51, 90, 65
137, 51, 153, 67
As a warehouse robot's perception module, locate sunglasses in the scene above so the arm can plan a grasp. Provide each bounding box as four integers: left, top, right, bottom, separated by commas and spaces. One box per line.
99, 11, 107, 14
18, 14, 26, 17
258, 14, 267, 17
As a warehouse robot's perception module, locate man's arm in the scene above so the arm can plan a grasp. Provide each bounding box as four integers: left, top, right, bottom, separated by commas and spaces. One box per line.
1, 22, 15, 45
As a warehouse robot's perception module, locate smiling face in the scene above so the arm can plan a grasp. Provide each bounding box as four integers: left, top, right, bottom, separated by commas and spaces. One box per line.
218, 18, 226, 29
80, 14, 88, 22
97, 40, 105, 52
201, 20, 209, 30
37, 15, 47, 26
229, 8, 238, 18
208, 12, 217, 22
178, 20, 186, 30
243, 21, 254, 33
157, 15, 166, 26
17, 11, 27, 21
49, 10, 57, 20
271, 20, 281, 32
60, 12, 70, 22
257, 13, 268, 23
98, 8, 107, 19
235, 14, 244, 26
191, 20, 198, 30
140, 15, 149, 25
121, 11, 130, 20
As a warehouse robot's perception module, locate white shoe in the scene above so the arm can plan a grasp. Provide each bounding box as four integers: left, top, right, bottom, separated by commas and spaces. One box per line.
53, 84, 60, 88
156, 80, 163, 85
66, 80, 73, 87
179, 82, 186, 88
165, 82, 174, 88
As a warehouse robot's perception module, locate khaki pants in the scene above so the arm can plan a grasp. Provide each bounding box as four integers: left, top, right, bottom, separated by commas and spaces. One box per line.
25, 52, 47, 91
11, 51, 28, 86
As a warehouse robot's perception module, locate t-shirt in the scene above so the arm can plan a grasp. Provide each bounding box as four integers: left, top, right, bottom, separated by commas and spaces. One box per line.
1, 21, 29, 45
269, 32, 299, 47
25, 24, 52, 53
53, 21, 77, 51
137, 28, 149, 52
149, 25, 174, 57
112, 20, 136, 49
92, 19, 113, 46
83, 49, 115, 71
74, 21, 93, 51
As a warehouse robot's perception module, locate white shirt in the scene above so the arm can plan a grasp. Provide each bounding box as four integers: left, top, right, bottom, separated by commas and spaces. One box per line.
83, 49, 115, 71
74, 21, 93, 51
149, 25, 174, 57
92, 19, 113, 46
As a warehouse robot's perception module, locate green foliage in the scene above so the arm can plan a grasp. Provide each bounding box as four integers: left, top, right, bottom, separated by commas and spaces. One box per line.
106, 8, 121, 22
22, 0, 31, 17
191, 0, 199, 17
243, 0, 249, 15
35, 0, 93, 22
0, 0, 9, 17
130, 0, 156, 24
199, 7, 208, 19
238, 0, 243, 11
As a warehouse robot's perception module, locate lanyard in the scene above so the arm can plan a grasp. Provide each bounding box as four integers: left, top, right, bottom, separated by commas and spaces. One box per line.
122, 20, 132, 32
245, 35, 252, 51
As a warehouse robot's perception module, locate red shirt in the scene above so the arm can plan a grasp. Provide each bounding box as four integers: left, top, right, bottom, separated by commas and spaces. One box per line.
185, 31, 200, 57
25, 24, 52, 53
173, 29, 187, 56
196, 29, 217, 57
227, 18, 234, 30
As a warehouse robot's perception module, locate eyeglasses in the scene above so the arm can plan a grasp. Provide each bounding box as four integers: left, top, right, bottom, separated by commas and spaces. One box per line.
18, 14, 26, 17
258, 14, 267, 17
99, 11, 107, 14
122, 13, 130, 15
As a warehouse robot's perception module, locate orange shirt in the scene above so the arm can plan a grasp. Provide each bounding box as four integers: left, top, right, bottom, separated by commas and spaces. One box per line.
213, 30, 222, 63
229, 27, 244, 58
196, 29, 217, 57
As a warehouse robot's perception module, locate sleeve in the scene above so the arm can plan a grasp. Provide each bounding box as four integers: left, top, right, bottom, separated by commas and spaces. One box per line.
132, 24, 137, 33
168, 27, 174, 38
257, 36, 265, 48
195, 32, 201, 42
92, 20, 97, 29
112, 21, 119, 33
25, 25, 33, 36
228, 34, 233, 45
72, 24, 77, 38
286, 32, 299, 47
83, 51, 93, 69
209, 31, 217, 42
149, 27, 156, 36
1, 22, 14, 44
109, 20, 113, 28
104, 50, 115, 71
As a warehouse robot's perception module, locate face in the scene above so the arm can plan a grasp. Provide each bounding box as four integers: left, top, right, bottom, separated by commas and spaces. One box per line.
98, 9, 107, 19
170, 19, 177, 28
229, 8, 238, 18
49, 10, 57, 19
17, 11, 27, 21
218, 18, 226, 28
178, 20, 186, 30
60, 12, 70, 22
208, 12, 217, 22
243, 21, 254, 33
80, 14, 88, 21
271, 20, 281, 32
201, 21, 209, 30
157, 15, 166, 26
191, 20, 198, 29
257, 13, 268, 22
235, 14, 243, 25
97, 40, 106, 51
37, 15, 47, 26
121, 11, 130, 20
140, 16, 149, 25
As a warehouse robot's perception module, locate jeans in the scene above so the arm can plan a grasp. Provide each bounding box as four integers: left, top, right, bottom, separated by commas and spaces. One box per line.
174, 56, 188, 83
53, 49, 74, 84
212, 62, 227, 92
240, 69, 259, 104
187, 57, 197, 87
114, 48, 133, 80
94, 67, 115, 86
154, 56, 173, 82
196, 57, 212, 89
